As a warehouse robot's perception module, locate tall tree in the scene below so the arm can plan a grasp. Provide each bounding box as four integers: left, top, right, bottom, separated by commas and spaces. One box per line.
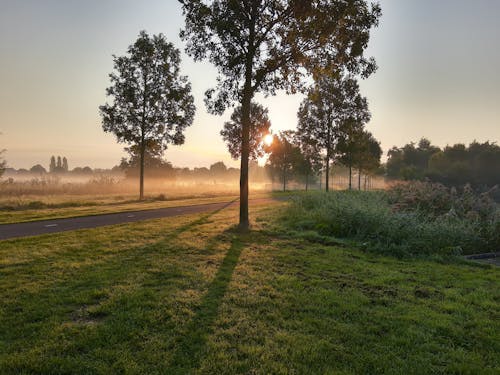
56, 156, 62, 169
295, 132, 323, 190
266, 131, 301, 192
221, 102, 271, 160
297, 74, 370, 191
100, 31, 195, 199
351, 130, 382, 189
62, 157, 68, 172
49, 156, 56, 173
180, 0, 381, 228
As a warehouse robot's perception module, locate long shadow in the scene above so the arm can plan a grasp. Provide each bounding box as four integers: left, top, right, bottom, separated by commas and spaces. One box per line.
167, 230, 245, 373
0, 202, 240, 346
169, 199, 237, 238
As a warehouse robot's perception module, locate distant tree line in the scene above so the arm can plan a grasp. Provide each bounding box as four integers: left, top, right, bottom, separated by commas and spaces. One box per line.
386, 138, 500, 188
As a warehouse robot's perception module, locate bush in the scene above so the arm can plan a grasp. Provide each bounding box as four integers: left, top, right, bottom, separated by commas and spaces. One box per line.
283, 188, 499, 257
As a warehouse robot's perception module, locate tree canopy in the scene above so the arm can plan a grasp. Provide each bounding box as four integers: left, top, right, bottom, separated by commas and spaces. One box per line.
266, 131, 302, 191
180, 0, 381, 227
297, 74, 371, 190
386, 139, 500, 189
100, 31, 195, 199
221, 102, 271, 160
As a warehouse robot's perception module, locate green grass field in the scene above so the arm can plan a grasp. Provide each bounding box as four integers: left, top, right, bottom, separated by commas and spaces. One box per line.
0, 200, 498, 374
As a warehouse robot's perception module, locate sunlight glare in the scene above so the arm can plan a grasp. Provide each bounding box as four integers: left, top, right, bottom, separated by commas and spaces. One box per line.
264, 134, 274, 146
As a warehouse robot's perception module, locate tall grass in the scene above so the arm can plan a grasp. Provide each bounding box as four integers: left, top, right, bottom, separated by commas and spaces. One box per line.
283, 188, 499, 257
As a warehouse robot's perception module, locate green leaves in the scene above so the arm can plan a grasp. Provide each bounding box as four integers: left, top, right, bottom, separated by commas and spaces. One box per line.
100, 31, 195, 151
220, 102, 271, 160
180, 0, 381, 112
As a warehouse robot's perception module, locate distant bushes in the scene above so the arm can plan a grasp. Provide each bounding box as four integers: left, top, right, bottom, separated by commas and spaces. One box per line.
283, 183, 499, 257
0, 175, 122, 197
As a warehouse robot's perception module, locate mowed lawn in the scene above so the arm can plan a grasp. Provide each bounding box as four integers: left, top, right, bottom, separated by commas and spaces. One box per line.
0, 201, 498, 374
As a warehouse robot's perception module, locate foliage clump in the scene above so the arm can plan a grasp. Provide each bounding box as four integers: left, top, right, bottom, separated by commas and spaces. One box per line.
283, 183, 499, 257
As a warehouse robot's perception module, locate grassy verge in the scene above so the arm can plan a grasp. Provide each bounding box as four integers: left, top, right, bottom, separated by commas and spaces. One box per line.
0, 200, 498, 374
282, 190, 499, 256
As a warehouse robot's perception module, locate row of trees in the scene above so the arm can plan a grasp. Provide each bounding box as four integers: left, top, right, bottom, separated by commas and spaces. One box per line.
49, 156, 69, 173
387, 138, 500, 187
265, 129, 381, 192
7, 165, 103, 175
101, 1, 382, 228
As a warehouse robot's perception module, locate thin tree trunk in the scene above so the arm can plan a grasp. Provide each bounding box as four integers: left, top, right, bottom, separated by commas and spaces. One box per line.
325, 157, 330, 192
139, 141, 145, 200
282, 166, 286, 192
358, 168, 361, 190
305, 173, 309, 191
348, 164, 352, 190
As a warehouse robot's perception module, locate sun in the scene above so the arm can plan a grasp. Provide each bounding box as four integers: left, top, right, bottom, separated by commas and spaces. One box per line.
263, 134, 274, 147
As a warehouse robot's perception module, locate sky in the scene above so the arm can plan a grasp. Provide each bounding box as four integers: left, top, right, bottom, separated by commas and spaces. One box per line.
0, 0, 499, 170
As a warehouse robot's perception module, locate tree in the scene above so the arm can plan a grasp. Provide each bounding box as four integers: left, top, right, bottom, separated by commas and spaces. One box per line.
427, 141, 500, 187
266, 131, 301, 192
120, 142, 176, 180
297, 74, 370, 191
336, 120, 373, 190
30, 164, 47, 174
294, 132, 323, 191
100, 31, 195, 199
210, 161, 228, 175
57, 156, 62, 169
221, 102, 271, 160
386, 138, 440, 180
49, 156, 56, 173
62, 157, 68, 172
180, 0, 381, 228
351, 131, 382, 190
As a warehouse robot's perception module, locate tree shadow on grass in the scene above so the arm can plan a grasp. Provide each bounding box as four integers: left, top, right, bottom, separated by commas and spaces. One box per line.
167, 228, 245, 373
168, 199, 238, 238
0, 201, 240, 345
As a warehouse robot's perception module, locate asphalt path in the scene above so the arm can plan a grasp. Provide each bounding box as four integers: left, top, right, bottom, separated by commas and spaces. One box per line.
0, 198, 279, 241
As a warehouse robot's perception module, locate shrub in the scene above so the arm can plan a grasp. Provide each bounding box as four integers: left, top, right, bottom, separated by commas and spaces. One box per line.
283, 189, 498, 257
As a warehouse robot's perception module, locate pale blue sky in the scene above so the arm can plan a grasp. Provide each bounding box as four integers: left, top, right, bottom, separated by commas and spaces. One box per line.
0, 0, 499, 169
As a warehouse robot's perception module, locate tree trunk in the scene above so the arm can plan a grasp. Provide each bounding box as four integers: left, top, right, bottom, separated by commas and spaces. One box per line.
358, 168, 362, 190
348, 164, 352, 190
239, 90, 251, 229
282, 166, 286, 192
139, 141, 145, 200
305, 173, 309, 191
325, 157, 330, 192
238, 8, 258, 230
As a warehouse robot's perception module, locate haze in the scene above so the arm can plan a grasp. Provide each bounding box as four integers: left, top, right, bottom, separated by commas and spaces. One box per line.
1, 0, 499, 169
